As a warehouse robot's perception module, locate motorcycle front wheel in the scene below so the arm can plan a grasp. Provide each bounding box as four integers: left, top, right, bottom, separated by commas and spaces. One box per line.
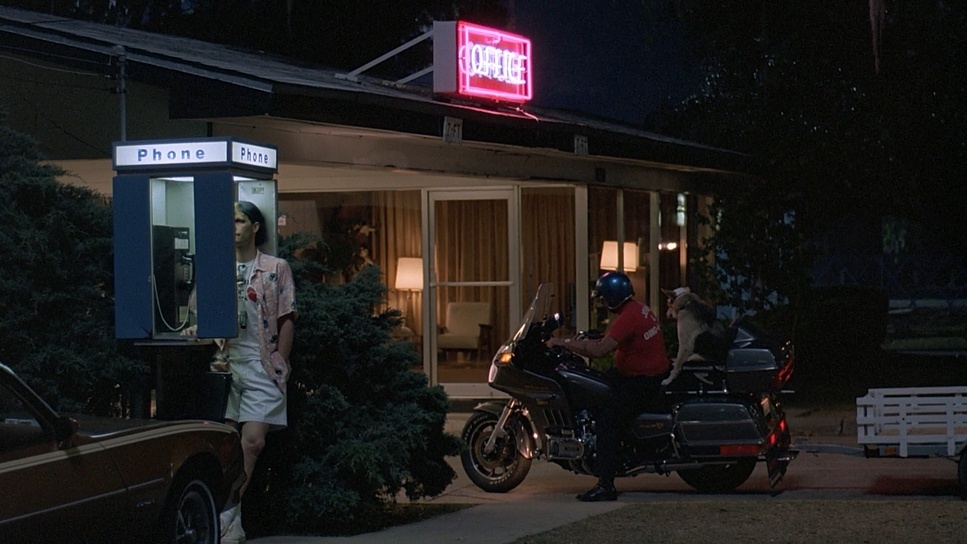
460, 410, 532, 493
676, 458, 757, 493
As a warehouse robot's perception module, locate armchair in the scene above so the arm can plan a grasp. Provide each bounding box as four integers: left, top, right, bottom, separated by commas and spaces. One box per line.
437, 302, 493, 362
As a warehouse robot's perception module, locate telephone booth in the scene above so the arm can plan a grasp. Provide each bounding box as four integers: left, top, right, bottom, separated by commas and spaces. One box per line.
112, 137, 278, 418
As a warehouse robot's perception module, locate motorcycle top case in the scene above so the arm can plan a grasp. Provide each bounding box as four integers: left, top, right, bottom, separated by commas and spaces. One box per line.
723, 325, 790, 392
724, 348, 779, 392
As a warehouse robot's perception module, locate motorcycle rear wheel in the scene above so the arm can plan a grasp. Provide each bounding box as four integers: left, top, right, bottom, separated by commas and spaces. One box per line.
676, 458, 757, 493
460, 411, 532, 493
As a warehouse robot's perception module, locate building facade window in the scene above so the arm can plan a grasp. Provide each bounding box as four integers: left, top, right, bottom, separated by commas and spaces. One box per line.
274, 182, 702, 393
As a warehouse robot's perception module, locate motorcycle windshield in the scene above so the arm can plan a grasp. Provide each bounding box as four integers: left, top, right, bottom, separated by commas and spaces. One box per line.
510, 282, 555, 343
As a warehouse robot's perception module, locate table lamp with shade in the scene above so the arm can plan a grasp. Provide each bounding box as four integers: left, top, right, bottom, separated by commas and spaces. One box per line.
394, 257, 423, 331
599, 241, 638, 273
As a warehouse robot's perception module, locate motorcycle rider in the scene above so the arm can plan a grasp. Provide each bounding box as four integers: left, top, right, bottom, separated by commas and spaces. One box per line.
546, 271, 670, 501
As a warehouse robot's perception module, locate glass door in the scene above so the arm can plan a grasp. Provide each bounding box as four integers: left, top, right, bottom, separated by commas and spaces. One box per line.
425, 189, 518, 398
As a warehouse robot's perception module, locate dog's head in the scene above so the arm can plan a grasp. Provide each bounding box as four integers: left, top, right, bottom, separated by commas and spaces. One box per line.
661, 286, 693, 319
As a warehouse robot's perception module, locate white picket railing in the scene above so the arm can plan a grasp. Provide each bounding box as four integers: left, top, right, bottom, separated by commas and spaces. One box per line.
856, 386, 967, 457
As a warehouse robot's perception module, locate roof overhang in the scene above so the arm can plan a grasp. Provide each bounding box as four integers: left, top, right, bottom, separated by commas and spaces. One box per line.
0, 6, 756, 190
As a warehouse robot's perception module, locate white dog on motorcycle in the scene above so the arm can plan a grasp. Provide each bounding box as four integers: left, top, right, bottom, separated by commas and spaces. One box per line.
661, 287, 727, 387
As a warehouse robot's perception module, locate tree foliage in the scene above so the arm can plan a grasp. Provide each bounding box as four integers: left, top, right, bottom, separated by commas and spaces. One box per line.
0, 107, 143, 414
245, 232, 462, 534
686, 181, 813, 318
651, 1, 967, 314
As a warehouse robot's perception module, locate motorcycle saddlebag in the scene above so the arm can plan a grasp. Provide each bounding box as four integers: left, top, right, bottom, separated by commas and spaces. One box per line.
674, 398, 766, 452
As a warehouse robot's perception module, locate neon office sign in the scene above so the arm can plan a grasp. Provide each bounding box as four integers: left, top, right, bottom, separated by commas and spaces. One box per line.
433, 21, 533, 103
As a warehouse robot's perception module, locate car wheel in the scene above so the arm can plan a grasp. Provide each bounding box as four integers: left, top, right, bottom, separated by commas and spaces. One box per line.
161, 478, 218, 544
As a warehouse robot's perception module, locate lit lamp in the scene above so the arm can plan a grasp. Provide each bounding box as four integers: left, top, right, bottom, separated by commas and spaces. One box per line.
600, 241, 638, 272
394, 257, 423, 331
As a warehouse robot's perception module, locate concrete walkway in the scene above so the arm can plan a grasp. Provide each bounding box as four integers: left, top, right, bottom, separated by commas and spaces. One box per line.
247, 403, 960, 544
247, 501, 624, 544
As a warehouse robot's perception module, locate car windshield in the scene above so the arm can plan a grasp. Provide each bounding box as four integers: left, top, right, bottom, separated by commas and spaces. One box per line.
510, 282, 554, 343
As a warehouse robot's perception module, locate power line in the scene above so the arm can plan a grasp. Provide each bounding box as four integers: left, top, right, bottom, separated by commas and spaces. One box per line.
0, 71, 114, 92
8, 86, 111, 157
0, 45, 123, 154
0, 50, 110, 78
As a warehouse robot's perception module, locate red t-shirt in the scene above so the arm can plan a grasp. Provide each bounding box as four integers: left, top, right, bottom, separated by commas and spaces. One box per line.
606, 300, 669, 377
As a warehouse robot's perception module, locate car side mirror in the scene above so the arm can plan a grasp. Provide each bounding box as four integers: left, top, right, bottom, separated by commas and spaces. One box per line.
55, 416, 78, 448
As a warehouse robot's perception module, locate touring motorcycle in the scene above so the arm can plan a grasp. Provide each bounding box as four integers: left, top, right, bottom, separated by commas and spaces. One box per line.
460, 283, 797, 493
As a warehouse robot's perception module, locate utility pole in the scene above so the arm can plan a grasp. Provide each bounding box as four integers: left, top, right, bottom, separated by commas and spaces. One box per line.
113, 45, 127, 142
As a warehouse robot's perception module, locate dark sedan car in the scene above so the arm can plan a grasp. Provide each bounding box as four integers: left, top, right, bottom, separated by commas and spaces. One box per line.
0, 363, 244, 543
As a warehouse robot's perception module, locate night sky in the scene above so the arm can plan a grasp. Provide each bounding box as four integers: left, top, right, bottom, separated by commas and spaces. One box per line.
509, 2, 701, 124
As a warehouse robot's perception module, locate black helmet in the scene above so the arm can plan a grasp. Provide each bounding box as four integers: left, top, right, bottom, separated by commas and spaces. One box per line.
594, 271, 634, 310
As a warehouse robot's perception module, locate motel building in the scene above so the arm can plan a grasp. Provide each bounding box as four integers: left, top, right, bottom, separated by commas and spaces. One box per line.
0, 7, 752, 399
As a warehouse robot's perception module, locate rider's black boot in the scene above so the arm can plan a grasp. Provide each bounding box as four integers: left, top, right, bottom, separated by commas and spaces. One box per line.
576, 479, 617, 502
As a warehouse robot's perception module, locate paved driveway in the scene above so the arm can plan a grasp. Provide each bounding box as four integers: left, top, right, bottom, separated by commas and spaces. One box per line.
435, 410, 962, 503
248, 405, 961, 544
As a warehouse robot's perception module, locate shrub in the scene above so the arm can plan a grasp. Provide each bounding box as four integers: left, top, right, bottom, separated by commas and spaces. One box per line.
244, 234, 462, 535
0, 108, 143, 414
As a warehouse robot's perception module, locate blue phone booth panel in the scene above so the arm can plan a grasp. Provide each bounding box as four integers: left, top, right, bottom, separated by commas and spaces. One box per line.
113, 172, 238, 340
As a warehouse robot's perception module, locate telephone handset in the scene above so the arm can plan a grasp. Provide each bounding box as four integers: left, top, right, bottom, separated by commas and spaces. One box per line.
178, 253, 195, 291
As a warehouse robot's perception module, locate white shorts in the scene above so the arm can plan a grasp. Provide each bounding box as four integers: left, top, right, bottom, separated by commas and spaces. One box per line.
225, 358, 287, 430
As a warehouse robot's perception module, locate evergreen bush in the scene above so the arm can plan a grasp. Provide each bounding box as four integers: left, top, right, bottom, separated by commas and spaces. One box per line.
244, 232, 462, 535
0, 108, 143, 414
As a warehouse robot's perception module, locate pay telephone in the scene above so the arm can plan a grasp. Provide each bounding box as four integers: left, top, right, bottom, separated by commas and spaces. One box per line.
152, 225, 194, 333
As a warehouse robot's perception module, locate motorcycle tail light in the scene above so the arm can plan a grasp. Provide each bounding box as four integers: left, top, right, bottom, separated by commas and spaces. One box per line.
774, 417, 789, 446
719, 444, 761, 456
764, 418, 789, 449
770, 353, 795, 389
